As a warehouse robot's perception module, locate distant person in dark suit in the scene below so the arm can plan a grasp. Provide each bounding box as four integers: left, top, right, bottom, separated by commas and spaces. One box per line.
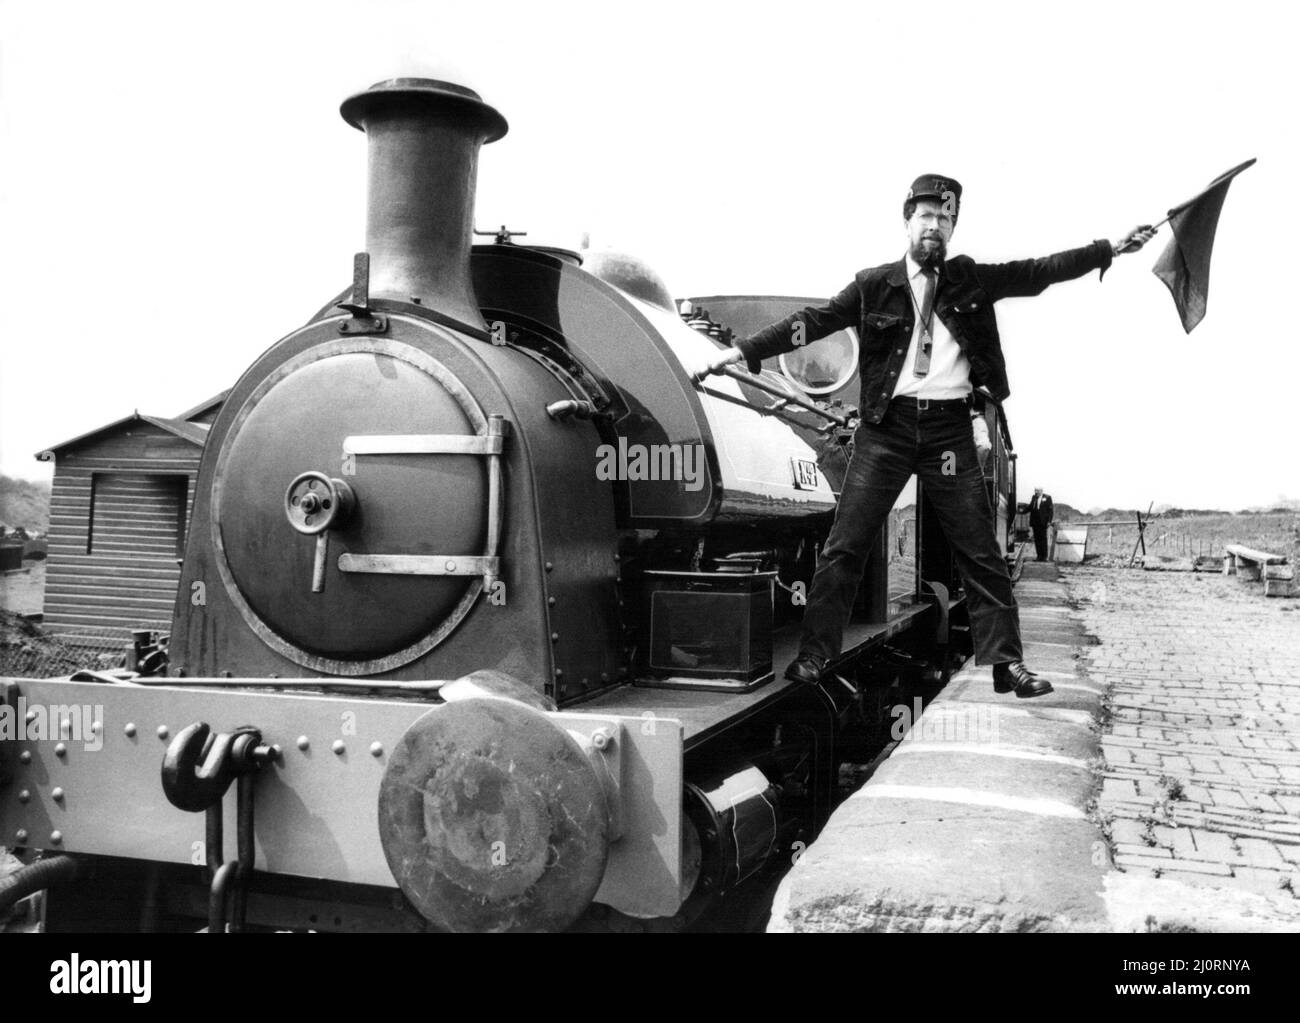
1029, 488, 1054, 561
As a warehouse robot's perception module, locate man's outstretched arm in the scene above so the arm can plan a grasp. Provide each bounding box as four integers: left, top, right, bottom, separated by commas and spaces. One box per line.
977, 225, 1158, 301
693, 279, 860, 379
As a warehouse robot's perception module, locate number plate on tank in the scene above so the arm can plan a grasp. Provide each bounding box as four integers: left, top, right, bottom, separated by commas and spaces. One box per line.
790, 458, 819, 490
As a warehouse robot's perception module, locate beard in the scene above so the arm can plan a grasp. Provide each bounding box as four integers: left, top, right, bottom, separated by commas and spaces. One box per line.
910, 235, 947, 269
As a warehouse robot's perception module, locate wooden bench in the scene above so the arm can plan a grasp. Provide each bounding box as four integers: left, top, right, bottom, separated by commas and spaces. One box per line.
1224, 544, 1295, 596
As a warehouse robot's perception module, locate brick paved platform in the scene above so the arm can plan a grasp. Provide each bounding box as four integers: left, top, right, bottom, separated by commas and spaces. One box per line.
1071, 564, 1300, 929
768, 560, 1300, 932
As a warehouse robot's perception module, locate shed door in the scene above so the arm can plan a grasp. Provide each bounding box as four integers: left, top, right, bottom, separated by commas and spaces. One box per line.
89, 473, 187, 558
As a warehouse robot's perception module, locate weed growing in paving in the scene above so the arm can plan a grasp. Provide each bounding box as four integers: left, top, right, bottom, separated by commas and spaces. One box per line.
1157, 775, 1187, 801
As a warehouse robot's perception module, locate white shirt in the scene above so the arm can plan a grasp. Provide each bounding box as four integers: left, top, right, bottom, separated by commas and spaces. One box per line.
891, 254, 973, 399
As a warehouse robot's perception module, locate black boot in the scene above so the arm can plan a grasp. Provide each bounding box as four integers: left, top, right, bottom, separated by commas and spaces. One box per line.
993, 661, 1053, 698
784, 654, 827, 685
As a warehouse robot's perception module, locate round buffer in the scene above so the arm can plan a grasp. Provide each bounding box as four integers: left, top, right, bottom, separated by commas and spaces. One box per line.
378, 697, 610, 932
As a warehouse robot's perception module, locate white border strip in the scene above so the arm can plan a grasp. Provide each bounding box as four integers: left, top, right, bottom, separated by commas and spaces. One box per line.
860, 784, 1086, 819
891, 742, 1090, 769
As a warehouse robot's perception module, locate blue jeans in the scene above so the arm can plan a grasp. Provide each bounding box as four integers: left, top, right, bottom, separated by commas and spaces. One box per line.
800, 399, 1022, 666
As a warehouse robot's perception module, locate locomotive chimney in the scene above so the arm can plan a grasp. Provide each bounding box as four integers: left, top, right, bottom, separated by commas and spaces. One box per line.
340, 78, 507, 327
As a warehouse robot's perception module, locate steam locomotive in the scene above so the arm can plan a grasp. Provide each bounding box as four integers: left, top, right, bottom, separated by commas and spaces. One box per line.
0, 78, 1017, 932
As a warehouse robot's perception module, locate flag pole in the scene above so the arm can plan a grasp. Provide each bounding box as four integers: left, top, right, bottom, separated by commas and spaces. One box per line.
1149, 158, 1257, 229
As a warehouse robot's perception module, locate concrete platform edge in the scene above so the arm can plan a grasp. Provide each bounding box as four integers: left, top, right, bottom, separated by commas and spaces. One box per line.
768, 560, 1117, 933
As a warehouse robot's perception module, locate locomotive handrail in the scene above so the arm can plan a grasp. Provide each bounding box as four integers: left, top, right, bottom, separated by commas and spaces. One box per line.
697, 383, 840, 435
713, 366, 853, 427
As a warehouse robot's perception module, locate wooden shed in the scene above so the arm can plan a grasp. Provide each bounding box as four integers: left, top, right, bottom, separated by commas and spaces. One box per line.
36, 393, 227, 648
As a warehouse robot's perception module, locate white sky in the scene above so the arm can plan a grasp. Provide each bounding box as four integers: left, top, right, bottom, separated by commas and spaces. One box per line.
0, 0, 1294, 510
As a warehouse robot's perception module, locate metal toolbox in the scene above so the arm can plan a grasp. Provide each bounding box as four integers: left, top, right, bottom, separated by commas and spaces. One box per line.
637, 570, 775, 691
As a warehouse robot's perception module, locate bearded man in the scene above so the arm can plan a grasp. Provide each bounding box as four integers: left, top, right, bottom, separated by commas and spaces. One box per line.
698, 174, 1154, 697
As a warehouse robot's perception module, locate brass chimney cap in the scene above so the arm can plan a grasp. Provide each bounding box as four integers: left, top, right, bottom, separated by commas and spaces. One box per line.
340, 78, 508, 142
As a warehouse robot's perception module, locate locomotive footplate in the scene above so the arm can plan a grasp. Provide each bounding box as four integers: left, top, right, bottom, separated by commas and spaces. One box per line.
0, 677, 684, 927
582, 603, 936, 750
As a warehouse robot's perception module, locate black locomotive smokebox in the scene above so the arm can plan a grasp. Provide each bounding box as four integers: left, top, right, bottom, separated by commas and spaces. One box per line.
211, 339, 489, 670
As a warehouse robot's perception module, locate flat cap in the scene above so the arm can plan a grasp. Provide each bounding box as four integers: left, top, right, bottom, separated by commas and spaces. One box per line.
905, 174, 962, 219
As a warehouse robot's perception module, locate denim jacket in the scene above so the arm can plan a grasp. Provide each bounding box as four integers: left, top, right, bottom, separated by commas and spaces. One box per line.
734, 240, 1114, 423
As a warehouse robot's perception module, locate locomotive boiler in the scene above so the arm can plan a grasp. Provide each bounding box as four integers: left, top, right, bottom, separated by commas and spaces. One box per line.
0, 78, 1015, 932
